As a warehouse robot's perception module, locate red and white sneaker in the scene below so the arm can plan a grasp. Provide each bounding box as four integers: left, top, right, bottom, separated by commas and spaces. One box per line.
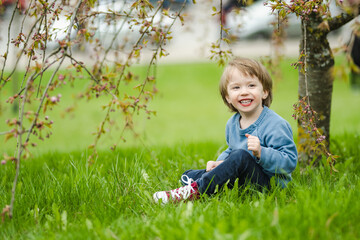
153, 175, 200, 204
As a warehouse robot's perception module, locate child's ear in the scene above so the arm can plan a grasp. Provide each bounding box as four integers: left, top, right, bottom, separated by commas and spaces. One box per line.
262, 90, 269, 99
225, 95, 231, 104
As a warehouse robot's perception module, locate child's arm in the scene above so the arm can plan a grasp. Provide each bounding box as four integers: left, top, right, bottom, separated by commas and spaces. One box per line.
216, 118, 233, 161
216, 148, 232, 161
258, 121, 298, 175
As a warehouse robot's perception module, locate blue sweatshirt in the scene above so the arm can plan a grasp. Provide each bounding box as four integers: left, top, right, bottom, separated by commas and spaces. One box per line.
217, 106, 298, 186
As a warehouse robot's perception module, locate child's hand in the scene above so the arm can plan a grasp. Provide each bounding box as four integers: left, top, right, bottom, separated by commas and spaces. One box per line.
206, 160, 223, 172
245, 134, 261, 159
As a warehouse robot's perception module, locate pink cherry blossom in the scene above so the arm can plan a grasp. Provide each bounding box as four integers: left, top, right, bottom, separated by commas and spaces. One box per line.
50, 96, 57, 103
58, 74, 65, 80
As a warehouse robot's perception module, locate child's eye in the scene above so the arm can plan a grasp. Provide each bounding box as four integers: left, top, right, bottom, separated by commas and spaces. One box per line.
232, 86, 240, 89
249, 84, 256, 88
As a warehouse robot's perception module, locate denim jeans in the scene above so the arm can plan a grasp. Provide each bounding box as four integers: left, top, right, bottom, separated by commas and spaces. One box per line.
181, 149, 270, 194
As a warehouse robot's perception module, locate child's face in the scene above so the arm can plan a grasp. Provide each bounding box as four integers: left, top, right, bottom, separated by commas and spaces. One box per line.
225, 69, 268, 117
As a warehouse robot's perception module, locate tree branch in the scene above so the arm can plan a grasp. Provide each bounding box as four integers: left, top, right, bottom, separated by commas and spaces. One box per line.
0, 17, 42, 89
8, 0, 84, 219
9, 72, 35, 219
64, 53, 118, 100
98, 8, 134, 71
327, 11, 357, 33
0, 2, 21, 85
114, 0, 165, 96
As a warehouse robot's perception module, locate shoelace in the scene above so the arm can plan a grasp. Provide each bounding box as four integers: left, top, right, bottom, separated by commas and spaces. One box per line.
170, 175, 195, 200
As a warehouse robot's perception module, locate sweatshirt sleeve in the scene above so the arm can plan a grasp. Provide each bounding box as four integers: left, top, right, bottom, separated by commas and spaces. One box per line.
216, 119, 232, 161
217, 147, 231, 161
258, 120, 298, 175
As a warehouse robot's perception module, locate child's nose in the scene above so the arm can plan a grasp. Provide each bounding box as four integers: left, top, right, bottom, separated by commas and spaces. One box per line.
240, 88, 249, 95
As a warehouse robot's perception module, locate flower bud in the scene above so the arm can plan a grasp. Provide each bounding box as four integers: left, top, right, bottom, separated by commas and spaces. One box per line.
50, 96, 57, 103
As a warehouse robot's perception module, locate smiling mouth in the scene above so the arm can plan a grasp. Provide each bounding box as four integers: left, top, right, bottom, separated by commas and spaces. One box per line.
240, 100, 252, 105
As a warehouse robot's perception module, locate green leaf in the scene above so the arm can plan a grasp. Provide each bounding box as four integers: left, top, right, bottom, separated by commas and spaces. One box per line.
61, 211, 67, 231
86, 219, 93, 230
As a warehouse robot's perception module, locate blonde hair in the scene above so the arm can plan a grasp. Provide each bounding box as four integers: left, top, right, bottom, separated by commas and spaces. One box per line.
219, 57, 273, 112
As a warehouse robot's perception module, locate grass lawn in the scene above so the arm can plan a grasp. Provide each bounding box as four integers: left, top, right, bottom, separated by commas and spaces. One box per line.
0, 136, 359, 239
0, 57, 360, 239
1, 57, 359, 153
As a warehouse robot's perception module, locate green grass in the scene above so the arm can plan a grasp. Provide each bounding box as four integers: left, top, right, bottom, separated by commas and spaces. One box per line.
1, 58, 360, 239
1, 58, 359, 153
0, 135, 359, 239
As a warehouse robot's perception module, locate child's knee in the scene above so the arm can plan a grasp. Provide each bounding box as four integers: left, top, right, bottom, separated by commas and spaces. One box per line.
227, 149, 254, 168
182, 169, 192, 176
228, 149, 252, 161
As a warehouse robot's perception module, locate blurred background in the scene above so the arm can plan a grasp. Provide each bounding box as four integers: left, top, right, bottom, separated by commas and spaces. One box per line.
1, 0, 359, 154
0, 0, 354, 65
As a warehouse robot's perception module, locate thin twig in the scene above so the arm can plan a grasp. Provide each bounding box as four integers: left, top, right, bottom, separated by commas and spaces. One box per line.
98, 5, 134, 71
36, 0, 49, 97
0, 130, 14, 136
114, 0, 165, 95
90, 0, 188, 156
64, 53, 118, 100
24, 56, 66, 145
303, 20, 310, 105
119, 0, 188, 150
220, 0, 223, 40
15, 56, 61, 96
8, 0, 84, 219
9, 72, 35, 218
0, 1, 19, 85
89, 0, 168, 152
0, 17, 42, 90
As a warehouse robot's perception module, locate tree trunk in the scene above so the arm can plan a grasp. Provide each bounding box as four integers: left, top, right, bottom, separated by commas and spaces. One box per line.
298, 15, 334, 164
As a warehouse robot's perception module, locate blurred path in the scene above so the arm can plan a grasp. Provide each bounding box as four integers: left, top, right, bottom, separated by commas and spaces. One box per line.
0, 0, 346, 68
141, 0, 344, 63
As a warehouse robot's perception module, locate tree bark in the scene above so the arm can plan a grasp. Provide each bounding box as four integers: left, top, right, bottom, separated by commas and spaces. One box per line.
298, 14, 334, 164
297, 9, 356, 164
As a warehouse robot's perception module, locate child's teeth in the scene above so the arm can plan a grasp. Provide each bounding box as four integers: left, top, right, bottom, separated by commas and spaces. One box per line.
241, 100, 251, 104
